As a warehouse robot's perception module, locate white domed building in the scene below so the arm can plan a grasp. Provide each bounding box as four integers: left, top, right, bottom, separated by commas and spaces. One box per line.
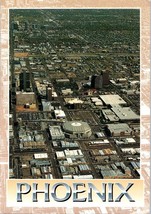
63, 121, 92, 139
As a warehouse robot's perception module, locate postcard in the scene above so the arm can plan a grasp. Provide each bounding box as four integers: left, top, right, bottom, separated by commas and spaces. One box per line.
0, 0, 150, 214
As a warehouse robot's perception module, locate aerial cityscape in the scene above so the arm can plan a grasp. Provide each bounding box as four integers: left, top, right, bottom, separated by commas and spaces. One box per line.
9, 9, 140, 179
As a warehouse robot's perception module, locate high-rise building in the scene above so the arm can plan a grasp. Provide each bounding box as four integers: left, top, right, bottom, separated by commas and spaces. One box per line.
91, 75, 97, 88
94, 75, 103, 89
102, 71, 110, 85
46, 86, 52, 101
91, 74, 103, 89
19, 70, 30, 92
91, 71, 109, 89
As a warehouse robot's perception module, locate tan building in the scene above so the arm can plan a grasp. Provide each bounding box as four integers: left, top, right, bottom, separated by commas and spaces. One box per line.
63, 121, 92, 139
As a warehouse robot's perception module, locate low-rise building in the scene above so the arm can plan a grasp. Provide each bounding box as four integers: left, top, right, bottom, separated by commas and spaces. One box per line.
102, 109, 119, 121
63, 121, 92, 138
49, 125, 65, 140
99, 94, 127, 106
54, 109, 66, 119
106, 123, 133, 137
111, 106, 140, 121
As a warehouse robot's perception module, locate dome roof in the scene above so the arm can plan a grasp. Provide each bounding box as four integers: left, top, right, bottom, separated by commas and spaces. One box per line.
63, 121, 91, 134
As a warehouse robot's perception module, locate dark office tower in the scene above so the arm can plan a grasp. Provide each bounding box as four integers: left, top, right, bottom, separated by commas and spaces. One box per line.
91, 71, 110, 89
46, 87, 52, 101
102, 71, 110, 85
91, 75, 97, 88
91, 75, 103, 89
94, 75, 103, 89
19, 70, 30, 92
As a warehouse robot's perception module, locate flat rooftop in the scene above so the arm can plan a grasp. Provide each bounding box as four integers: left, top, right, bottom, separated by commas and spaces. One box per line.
99, 94, 126, 105
107, 123, 132, 134
64, 97, 83, 104
49, 126, 65, 138
102, 109, 119, 122
112, 106, 139, 120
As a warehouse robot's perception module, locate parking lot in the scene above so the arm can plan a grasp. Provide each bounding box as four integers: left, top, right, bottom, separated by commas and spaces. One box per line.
65, 110, 99, 125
